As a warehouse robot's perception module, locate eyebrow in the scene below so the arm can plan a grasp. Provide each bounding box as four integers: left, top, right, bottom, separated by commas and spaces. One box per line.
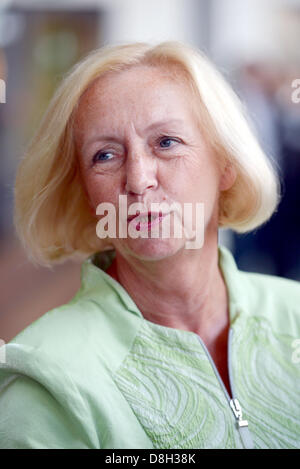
81, 119, 185, 153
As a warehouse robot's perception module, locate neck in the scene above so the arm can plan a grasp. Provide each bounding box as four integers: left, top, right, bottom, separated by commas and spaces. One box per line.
107, 231, 230, 349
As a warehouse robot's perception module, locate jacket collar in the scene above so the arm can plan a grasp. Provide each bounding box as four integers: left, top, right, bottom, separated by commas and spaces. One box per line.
77, 244, 249, 324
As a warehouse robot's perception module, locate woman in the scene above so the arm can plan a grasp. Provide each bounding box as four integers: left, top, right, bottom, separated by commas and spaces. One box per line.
0, 41, 299, 449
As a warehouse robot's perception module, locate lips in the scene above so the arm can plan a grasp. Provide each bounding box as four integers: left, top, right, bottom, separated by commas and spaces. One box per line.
127, 211, 163, 223
127, 210, 169, 232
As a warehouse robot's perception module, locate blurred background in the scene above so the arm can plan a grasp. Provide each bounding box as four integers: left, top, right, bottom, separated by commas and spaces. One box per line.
0, 0, 299, 342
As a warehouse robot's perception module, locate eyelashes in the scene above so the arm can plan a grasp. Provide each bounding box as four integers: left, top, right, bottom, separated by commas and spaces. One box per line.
92, 150, 115, 164
91, 135, 183, 166
156, 136, 182, 149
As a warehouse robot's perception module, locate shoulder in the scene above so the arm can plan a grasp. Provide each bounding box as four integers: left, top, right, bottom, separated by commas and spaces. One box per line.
8, 287, 113, 356
219, 244, 300, 335
0, 295, 119, 449
241, 269, 300, 302
0, 272, 142, 445
238, 269, 300, 336
0, 338, 100, 448
8, 299, 96, 361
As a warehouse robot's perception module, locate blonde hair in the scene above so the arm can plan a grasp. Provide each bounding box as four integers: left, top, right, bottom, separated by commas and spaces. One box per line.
14, 41, 281, 267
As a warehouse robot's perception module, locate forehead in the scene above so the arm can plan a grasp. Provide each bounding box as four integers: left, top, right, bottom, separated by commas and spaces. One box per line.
74, 64, 197, 128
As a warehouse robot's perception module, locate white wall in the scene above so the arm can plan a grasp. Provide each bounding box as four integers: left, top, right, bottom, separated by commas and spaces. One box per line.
8, 0, 204, 46
101, 0, 201, 46
209, 0, 298, 68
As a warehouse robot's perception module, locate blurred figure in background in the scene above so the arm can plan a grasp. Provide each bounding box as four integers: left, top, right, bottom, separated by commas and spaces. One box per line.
275, 66, 300, 280
232, 60, 300, 280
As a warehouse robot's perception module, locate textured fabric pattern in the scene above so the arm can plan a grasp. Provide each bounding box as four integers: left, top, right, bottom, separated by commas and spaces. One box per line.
230, 315, 300, 448
115, 320, 244, 448
114, 314, 300, 449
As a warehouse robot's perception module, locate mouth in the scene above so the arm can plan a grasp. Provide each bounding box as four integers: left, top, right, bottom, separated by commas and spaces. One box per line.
127, 211, 167, 231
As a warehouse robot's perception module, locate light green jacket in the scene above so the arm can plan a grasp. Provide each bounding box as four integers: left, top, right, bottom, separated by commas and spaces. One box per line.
0, 245, 299, 449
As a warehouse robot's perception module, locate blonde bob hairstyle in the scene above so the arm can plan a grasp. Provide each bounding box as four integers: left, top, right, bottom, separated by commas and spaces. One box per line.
14, 41, 281, 267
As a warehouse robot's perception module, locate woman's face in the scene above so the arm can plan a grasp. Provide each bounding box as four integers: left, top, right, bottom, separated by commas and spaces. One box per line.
74, 65, 234, 260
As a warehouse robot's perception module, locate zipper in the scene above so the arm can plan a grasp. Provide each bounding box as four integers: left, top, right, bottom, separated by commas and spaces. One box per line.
196, 327, 255, 449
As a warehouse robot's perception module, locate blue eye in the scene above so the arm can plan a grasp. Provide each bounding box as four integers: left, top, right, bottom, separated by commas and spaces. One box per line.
159, 137, 181, 149
160, 138, 174, 148
93, 151, 114, 164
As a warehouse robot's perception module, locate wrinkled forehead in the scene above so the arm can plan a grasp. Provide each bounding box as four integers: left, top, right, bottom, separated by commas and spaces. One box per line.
73, 63, 200, 139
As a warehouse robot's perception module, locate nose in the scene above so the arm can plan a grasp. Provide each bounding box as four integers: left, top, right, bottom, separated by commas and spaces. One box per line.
125, 146, 158, 196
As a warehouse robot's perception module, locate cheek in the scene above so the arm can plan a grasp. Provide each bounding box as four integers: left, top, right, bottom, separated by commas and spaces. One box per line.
177, 155, 218, 193
85, 175, 121, 209
180, 161, 220, 210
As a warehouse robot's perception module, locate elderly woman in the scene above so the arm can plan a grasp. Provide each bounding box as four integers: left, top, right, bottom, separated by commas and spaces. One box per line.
0, 41, 299, 450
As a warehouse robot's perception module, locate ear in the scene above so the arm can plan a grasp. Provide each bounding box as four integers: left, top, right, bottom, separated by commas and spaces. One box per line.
219, 161, 237, 192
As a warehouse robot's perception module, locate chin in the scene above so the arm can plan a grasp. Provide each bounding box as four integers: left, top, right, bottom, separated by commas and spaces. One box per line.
115, 236, 185, 261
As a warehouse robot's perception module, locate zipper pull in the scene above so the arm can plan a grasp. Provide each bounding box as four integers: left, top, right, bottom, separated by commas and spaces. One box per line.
230, 398, 249, 427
